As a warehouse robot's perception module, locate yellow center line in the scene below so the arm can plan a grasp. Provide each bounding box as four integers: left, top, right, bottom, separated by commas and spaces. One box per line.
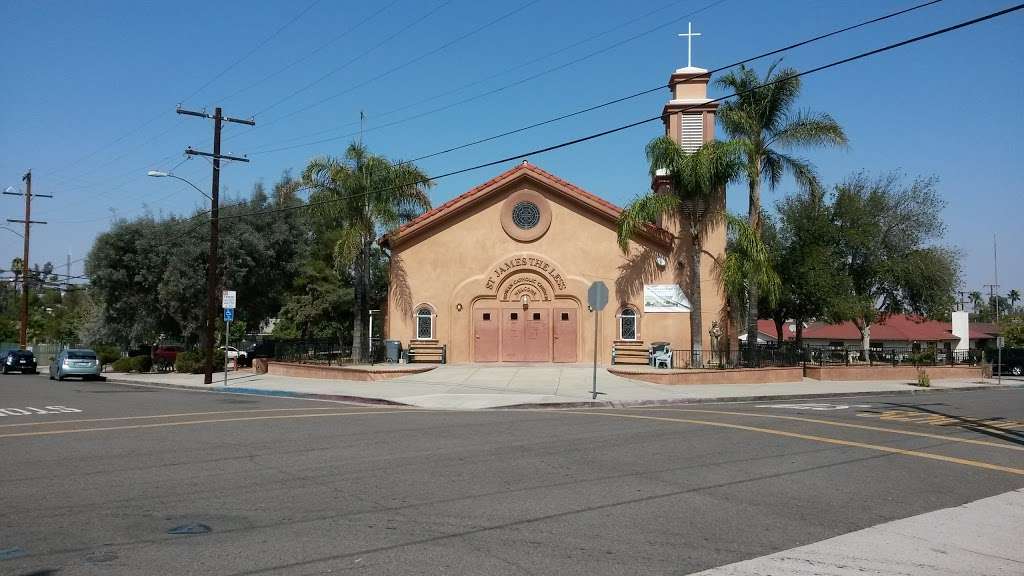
0, 410, 424, 439
569, 411, 1024, 476
0, 406, 390, 428
626, 407, 1024, 452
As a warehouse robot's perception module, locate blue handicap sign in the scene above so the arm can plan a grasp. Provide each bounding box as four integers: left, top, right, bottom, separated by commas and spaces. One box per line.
223, 308, 234, 321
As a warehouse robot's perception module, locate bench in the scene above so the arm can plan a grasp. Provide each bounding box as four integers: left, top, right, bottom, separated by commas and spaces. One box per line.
408, 341, 446, 364
612, 341, 649, 365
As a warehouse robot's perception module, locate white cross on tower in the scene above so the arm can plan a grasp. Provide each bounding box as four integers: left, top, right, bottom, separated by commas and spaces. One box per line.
677, 22, 702, 68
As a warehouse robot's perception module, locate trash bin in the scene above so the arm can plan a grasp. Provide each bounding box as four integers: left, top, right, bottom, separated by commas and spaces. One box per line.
385, 340, 402, 364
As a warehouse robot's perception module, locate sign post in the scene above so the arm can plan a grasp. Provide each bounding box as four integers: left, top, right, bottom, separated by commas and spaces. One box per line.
587, 281, 609, 400
997, 336, 1004, 385
222, 291, 236, 387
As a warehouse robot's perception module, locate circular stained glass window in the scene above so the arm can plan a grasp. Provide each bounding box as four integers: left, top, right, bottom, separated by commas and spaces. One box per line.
511, 201, 541, 230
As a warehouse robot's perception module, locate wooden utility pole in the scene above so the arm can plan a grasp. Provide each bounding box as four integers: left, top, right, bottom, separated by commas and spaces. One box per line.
4, 170, 51, 350
177, 106, 254, 384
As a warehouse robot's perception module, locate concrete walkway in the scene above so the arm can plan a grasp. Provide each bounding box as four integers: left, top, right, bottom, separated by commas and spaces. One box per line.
101, 364, 1018, 409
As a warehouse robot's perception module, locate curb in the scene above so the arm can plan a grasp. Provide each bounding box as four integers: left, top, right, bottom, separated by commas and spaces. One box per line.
495, 383, 1024, 409
103, 376, 1020, 410
103, 377, 411, 407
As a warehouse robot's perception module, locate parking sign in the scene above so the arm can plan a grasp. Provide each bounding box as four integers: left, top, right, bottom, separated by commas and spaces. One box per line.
222, 290, 237, 309
224, 308, 234, 321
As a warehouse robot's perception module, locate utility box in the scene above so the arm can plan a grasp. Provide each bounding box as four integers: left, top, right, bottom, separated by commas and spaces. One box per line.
385, 340, 403, 364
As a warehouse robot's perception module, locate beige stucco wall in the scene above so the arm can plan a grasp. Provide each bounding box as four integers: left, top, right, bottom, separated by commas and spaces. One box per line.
386, 174, 727, 364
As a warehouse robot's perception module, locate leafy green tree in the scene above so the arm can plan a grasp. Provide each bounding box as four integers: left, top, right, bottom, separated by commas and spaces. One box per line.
829, 172, 960, 354
1009, 289, 1021, 310
1003, 317, 1024, 347
765, 189, 848, 346
716, 61, 847, 354
302, 142, 432, 362
617, 137, 742, 363
969, 291, 984, 314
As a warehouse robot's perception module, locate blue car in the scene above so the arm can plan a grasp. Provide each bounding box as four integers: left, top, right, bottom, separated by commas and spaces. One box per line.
49, 349, 103, 381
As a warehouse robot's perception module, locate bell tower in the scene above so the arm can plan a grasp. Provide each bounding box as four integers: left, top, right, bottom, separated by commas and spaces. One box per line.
652, 23, 718, 196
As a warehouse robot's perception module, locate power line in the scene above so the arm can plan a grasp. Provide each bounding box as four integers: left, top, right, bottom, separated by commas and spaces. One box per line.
212, 3, 1024, 224
244, 0, 544, 133
41, 0, 322, 183
247, 0, 731, 153
248, 0, 456, 120
218, 0, 403, 104
249, 0, 943, 158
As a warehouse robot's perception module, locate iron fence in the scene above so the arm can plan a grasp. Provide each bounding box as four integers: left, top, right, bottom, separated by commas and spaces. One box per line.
669, 346, 804, 369
803, 346, 982, 367
272, 339, 353, 365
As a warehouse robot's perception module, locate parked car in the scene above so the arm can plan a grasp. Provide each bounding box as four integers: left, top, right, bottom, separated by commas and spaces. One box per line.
246, 341, 276, 360
993, 347, 1024, 376
152, 345, 184, 370
49, 349, 103, 381
2, 349, 38, 374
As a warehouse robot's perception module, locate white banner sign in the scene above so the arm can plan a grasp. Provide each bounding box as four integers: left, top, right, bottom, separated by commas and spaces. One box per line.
643, 284, 691, 313
222, 290, 237, 309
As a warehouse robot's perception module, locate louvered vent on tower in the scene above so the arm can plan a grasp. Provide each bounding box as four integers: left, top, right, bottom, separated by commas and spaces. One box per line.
680, 113, 703, 153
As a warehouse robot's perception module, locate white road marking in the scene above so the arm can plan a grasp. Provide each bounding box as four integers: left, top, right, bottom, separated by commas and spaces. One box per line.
688, 488, 1024, 575
0, 406, 82, 417
755, 403, 874, 411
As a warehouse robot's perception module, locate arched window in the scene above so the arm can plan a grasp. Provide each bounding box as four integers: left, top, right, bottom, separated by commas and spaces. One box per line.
618, 307, 638, 341
415, 306, 434, 340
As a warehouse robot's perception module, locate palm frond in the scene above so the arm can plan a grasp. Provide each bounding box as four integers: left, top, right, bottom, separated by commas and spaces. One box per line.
768, 110, 848, 149
616, 192, 679, 252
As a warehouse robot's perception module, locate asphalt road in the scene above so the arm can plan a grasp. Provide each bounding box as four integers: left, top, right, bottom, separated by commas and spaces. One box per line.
1, 372, 1023, 575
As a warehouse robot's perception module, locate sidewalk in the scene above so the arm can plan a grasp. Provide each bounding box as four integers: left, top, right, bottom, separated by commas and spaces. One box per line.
102, 364, 1020, 409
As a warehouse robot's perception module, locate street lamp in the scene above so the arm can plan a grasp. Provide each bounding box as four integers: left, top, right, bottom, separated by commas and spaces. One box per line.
147, 170, 212, 200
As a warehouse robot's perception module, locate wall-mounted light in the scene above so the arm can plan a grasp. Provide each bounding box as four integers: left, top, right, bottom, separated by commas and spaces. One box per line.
456, 303, 463, 312
655, 255, 668, 269
521, 294, 530, 309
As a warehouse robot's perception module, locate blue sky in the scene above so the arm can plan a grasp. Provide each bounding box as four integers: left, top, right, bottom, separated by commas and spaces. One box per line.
1, 0, 1021, 297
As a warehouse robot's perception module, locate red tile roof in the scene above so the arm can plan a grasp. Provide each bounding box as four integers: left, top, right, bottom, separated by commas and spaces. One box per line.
383, 161, 672, 249
755, 319, 797, 341
802, 314, 958, 342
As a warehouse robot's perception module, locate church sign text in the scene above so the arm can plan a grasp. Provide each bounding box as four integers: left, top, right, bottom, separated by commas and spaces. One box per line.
485, 256, 567, 291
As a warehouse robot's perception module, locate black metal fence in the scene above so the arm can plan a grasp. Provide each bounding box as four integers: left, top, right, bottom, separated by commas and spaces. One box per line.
271, 339, 387, 365
663, 345, 984, 369
803, 346, 983, 367
669, 346, 804, 369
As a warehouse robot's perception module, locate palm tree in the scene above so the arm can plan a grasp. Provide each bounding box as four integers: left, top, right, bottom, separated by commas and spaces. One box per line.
716, 61, 847, 356
719, 214, 782, 358
969, 291, 983, 313
302, 142, 432, 362
617, 137, 742, 366
1009, 289, 1020, 312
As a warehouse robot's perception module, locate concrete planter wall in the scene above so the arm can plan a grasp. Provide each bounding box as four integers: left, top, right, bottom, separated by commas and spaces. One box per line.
803, 365, 983, 381
266, 361, 434, 381
608, 366, 804, 385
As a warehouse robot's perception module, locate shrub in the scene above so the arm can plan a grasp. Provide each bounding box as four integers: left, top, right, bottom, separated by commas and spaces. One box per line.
93, 344, 121, 368
111, 357, 133, 372
130, 355, 153, 373
175, 351, 224, 374
916, 370, 931, 388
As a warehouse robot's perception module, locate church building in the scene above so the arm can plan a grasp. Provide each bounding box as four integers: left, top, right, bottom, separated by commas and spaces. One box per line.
383, 63, 727, 364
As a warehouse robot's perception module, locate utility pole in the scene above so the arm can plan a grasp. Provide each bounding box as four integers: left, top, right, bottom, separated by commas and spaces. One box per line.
4, 170, 51, 350
983, 283, 1000, 324
177, 106, 254, 384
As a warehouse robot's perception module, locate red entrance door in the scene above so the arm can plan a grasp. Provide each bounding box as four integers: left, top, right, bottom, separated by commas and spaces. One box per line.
553, 308, 578, 362
474, 308, 498, 362
524, 309, 550, 362
501, 310, 525, 362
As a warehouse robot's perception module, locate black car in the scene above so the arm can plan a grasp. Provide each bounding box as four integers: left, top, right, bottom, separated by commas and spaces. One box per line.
994, 347, 1024, 377
2, 349, 38, 374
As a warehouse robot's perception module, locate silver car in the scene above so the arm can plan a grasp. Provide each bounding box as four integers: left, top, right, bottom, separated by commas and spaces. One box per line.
50, 349, 103, 381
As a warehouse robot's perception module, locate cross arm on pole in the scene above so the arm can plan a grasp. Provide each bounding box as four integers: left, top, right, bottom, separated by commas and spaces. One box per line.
186, 148, 250, 163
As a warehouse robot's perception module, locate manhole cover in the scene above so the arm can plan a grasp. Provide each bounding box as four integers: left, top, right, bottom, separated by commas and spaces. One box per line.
0, 547, 27, 561
167, 523, 211, 535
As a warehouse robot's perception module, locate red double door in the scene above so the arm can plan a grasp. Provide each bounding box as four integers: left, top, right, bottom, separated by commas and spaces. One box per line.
473, 307, 577, 363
